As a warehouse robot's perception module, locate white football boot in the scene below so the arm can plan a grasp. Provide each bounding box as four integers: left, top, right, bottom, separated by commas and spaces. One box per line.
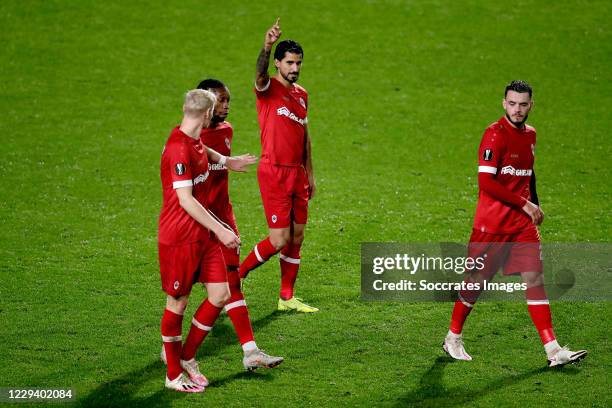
165, 374, 204, 393
547, 346, 587, 367
443, 332, 473, 361
243, 348, 284, 371
161, 346, 209, 387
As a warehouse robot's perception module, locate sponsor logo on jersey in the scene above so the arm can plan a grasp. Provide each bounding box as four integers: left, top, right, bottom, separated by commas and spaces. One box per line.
483, 149, 493, 161
277, 106, 306, 125
193, 171, 210, 185
500, 166, 532, 176
208, 163, 227, 171
175, 163, 186, 176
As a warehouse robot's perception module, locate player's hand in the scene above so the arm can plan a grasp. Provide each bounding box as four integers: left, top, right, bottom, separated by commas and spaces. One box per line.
264, 18, 282, 50
216, 227, 241, 249
522, 200, 544, 225
307, 172, 316, 199
226, 154, 258, 172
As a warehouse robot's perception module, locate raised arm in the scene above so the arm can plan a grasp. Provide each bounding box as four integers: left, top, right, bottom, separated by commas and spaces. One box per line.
256, 18, 282, 90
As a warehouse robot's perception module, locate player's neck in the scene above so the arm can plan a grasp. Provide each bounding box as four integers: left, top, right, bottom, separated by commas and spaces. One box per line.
275, 73, 294, 89
504, 114, 526, 130
179, 118, 203, 139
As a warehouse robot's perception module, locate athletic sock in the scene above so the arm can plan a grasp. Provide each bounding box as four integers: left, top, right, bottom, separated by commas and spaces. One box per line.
449, 295, 474, 335
279, 243, 301, 300
161, 308, 183, 381
239, 237, 279, 279
526, 285, 557, 349
181, 299, 222, 361
225, 269, 256, 347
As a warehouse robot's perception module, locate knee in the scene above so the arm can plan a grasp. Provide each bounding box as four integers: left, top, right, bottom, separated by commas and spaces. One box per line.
166, 296, 188, 315
269, 230, 290, 250
209, 289, 231, 307
292, 230, 305, 246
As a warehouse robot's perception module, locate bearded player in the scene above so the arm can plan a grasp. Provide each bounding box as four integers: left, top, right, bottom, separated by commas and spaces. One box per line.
197, 78, 284, 369
159, 89, 240, 392
238, 19, 318, 313
443, 80, 587, 367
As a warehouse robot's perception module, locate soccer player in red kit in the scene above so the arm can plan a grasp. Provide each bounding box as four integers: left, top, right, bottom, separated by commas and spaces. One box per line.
197, 78, 284, 369
238, 19, 318, 313
159, 89, 241, 392
443, 80, 587, 367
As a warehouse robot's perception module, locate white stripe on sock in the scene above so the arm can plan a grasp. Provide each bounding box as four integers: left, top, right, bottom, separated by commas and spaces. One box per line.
458, 294, 473, 308
191, 318, 212, 332
254, 245, 264, 263
280, 254, 300, 264
224, 299, 247, 312
162, 335, 182, 342
527, 299, 550, 305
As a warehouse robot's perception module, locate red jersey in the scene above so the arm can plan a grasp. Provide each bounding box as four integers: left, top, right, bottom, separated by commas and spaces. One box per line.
255, 77, 308, 166
159, 126, 210, 245
474, 116, 536, 234
200, 122, 233, 219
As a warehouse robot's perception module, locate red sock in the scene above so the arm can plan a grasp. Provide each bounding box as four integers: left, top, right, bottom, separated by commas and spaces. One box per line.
181, 299, 222, 361
161, 309, 183, 381
526, 285, 556, 344
280, 243, 301, 300
238, 237, 279, 279
448, 282, 480, 334
225, 269, 255, 346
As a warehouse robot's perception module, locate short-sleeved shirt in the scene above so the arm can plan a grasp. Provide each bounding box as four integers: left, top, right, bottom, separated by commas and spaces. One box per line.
474, 116, 536, 234
159, 126, 210, 245
255, 77, 308, 166
200, 122, 232, 219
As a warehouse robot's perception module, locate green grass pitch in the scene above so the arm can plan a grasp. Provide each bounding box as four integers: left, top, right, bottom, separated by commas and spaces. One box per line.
1, 0, 610, 406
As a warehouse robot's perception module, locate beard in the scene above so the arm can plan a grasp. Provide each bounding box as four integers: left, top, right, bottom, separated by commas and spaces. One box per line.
282, 72, 299, 83
506, 113, 528, 128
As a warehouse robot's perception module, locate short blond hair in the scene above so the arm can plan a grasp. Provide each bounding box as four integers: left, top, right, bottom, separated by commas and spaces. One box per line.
183, 89, 216, 116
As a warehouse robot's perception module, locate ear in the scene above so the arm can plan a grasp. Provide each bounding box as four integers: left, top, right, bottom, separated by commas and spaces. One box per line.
274, 59, 281, 69
530, 99, 535, 110
502, 98, 507, 110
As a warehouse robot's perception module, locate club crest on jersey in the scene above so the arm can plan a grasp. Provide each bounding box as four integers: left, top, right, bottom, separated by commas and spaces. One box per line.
299, 97, 306, 108
500, 166, 532, 176
193, 171, 209, 185
271, 214, 278, 224
225, 137, 231, 150
175, 163, 186, 176
483, 149, 493, 161
277, 106, 306, 125
174, 281, 180, 290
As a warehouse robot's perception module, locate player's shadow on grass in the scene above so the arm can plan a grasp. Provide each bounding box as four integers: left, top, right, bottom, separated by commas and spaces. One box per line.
78, 310, 283, 407
395, 356, 581, 408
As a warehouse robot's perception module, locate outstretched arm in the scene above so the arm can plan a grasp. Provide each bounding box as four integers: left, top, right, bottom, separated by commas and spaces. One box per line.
205, 146, 257, 172
256, 18, 281, 90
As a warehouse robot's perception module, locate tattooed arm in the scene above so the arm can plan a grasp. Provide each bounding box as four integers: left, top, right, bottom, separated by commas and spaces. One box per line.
256, 18, 282, 90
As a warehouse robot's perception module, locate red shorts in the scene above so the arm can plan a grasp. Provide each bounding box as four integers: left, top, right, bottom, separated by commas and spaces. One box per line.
159, 240, 227, 297
258, 162, 309, 228
467, 226, 542, 278
209, 209, 240, 269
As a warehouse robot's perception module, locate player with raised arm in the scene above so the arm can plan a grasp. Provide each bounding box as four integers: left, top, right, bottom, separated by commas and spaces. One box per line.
443, 80, 587, 367
197, 78, 284, 370
238, 19, 318, 313
158, 89, 240, 393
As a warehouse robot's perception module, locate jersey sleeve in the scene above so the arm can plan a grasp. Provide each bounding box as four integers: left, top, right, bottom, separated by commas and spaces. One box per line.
165, 141, 193, 189
477, 127, 504, 175
254, 78, 272, 97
